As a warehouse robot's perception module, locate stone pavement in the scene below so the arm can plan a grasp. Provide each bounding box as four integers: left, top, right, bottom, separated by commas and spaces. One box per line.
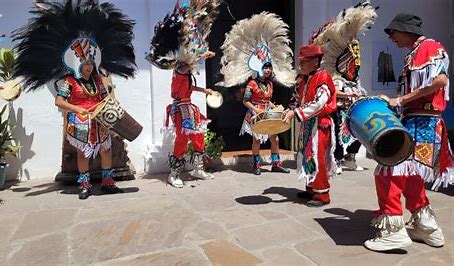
0, 158, 453, 265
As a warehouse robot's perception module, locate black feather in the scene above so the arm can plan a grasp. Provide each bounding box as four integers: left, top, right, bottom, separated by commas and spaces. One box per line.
12, 0, 136, 92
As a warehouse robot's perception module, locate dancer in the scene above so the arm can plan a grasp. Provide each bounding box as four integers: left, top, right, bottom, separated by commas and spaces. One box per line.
13, 0, 136, 199
147, 0, 221, 188
220, 12, 296, 175
309, 2, 377, 173
284, 45, 337, 207
364, 13, 453, 251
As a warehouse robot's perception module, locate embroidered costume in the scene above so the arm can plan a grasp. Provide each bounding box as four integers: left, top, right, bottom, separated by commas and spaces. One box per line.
219, 12, 296, 175
364, 13, 452, 252
13, 0, 136, 198
58, 75, 111, 159
309, 2, 377, 172
240, 78, 274, 144
291, 45, 337, 205
148, 0, 221, 187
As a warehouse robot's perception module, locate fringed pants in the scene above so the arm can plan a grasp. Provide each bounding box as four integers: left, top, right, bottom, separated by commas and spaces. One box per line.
373, 174, 430, 218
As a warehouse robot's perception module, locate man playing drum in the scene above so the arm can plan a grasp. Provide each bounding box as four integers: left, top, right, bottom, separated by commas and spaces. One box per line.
219, 13, 296, 176
284, 45, 337, 207
13, 0, 136, 200
364, 13, 454, 252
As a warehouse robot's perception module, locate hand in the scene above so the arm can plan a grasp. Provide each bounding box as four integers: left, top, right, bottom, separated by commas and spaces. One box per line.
253, 108, 264, 115
283, 110, 295, 123
205, 88, 213, 95
75, 107, 89, 115
378, 94, 390, 102
349, 92, 362, 98
388, 97, 402, 108
200, 51, 215, 60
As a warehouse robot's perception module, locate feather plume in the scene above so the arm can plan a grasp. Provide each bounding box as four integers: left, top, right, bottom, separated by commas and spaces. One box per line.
147, 0, 221, 70
220, 12, 296, 87
12, 0, 136, 91
310, 1, 377, 76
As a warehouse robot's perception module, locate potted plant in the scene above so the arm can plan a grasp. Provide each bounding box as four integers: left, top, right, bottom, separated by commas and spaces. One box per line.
187, 128, 225, 170
0, 104, 20, 189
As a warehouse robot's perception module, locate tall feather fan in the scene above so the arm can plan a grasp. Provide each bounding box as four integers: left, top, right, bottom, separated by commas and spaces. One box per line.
220, 12, 296, 88
147, 0, 221, 69
12, 0, 136, 92
309, 1, 377, 77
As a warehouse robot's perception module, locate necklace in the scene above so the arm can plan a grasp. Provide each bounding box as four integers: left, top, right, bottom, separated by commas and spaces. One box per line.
81, 76, 98, 96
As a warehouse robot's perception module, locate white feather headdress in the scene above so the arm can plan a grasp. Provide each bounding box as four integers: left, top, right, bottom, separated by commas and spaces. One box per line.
220, 12, 296, 87
310, 1, 377, 77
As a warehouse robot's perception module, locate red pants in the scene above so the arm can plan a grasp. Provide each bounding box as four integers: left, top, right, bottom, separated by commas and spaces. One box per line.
310, 127, 331, 202
373, 174, 429, 217
173, 114, 204, 158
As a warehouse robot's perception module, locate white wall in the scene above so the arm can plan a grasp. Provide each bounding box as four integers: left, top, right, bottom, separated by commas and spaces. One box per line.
0, 0, 207, 180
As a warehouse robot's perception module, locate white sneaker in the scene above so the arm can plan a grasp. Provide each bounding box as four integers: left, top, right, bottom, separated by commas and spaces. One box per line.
335, 164, 343, 175
191, 169, 214, 180
342, 154, 364, 171
406, 206, 444, 247
167, 174, 184, 188
364, 226, 412, 251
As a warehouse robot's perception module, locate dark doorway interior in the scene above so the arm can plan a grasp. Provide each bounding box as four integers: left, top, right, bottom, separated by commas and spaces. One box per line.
206, 0, 295, 152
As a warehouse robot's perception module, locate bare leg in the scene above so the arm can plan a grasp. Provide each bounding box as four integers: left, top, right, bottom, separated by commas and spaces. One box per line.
77, 150, 90, 172
100, 148, 112, 169
270, 134, 279, 154
252, 136, 261, 155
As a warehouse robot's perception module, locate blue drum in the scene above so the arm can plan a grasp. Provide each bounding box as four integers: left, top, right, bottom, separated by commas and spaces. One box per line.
347, 97, 414, 166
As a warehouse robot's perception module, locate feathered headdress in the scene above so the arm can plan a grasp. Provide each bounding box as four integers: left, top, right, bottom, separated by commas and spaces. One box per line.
146, 0, 221, 69
220, 12, 296, 87
12, 0, 136, 91
309, 1, 377, 81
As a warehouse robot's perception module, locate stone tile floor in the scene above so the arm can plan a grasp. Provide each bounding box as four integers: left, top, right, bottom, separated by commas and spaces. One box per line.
0, 158, 453, 265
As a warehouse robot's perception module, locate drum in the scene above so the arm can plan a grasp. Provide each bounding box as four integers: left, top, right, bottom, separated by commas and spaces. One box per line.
0, 79, 21, 101
250, 111, 291, 135
347, 96, 414, 166
206, 91, 223, 108
91, 96, 143, 141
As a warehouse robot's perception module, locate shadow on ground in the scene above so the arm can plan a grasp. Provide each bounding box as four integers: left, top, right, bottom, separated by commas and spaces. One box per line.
6, 181, 139, 197
235, 186, 307, 205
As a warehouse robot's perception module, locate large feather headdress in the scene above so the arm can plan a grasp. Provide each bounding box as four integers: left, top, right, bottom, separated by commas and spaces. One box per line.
146, 0, 221, 70
12, 0, 136, 91
220, 12, 296, 87
310, 1, 377, 80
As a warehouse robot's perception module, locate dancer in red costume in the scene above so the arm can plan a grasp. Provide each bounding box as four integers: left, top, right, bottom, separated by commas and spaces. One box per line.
284, 45, 337, 207
364, 13, 453, 252
147, 0, 221, 188
13, 0, 136, 199
165, 56, 215, 188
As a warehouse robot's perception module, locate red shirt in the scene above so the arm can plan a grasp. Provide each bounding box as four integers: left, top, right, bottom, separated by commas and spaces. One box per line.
171, 71, 194, 100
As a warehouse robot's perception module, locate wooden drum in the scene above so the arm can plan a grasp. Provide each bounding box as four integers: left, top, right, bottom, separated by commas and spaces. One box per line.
91, 96, 143, 141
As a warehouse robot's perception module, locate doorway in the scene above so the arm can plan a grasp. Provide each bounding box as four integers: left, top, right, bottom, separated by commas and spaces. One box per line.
206, 0, 295, 151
